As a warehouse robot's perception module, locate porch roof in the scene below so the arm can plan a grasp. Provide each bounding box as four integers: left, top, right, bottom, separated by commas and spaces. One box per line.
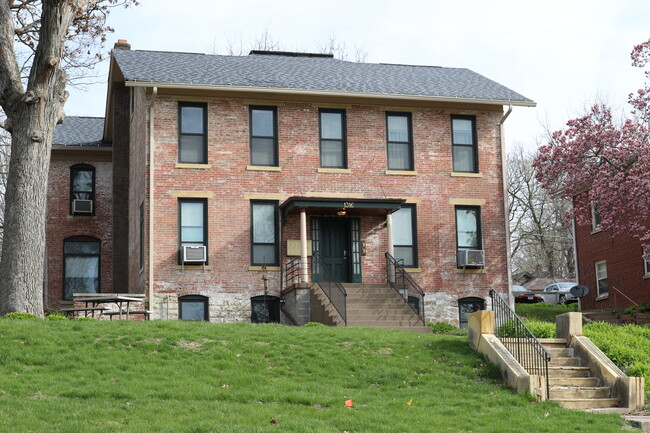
280, 196, 405, 218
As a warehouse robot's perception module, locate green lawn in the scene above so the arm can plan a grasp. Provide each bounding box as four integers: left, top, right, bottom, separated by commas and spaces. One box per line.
0, 319, 633, 432
515, 302, 578, 322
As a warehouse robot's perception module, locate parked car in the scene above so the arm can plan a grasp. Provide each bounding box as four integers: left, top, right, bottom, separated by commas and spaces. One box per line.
541, 282, 578, 304
512, 285, 543, 303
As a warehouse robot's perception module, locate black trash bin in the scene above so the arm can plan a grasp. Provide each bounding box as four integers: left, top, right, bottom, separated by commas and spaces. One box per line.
250, 295, 281, 323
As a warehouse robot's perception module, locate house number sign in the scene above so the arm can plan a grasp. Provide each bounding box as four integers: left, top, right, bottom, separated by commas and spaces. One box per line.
343, 202, 355, 208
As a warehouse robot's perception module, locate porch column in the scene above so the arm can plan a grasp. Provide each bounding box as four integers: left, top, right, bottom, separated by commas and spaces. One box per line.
300, 208, 310, 283
387, 212, 395, 283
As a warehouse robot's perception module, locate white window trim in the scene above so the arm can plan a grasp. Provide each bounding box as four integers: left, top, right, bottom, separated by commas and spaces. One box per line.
591, 203, 602, 232
644, 250, 650, 277
595, 260, 608, 298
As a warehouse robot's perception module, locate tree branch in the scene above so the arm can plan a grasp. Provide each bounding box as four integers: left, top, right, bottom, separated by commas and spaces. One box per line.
0, 1, 25, 115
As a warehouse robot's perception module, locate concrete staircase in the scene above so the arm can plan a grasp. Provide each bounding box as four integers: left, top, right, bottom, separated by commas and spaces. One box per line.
539, 338, 620, 410
343, 284, 431, 333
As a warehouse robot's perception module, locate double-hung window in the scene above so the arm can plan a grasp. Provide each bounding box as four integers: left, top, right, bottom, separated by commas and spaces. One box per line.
319, 109, 347, 168
392, 205, 417, 267
70, 164, 95, 215
644, 250, 650, 276
250, 106, 278, 166
179, 199, 207, 264
386, 112, 413, 171
451, 115, 478, 173
63, 236, 100, 300
455, 206, 483, 268
178, 102, 207, 164
251, 201, 279, 266
595, 260, 608, 297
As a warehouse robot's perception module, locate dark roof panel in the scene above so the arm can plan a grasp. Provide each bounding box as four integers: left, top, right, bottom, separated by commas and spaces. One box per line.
112, 50, 533, 104
53, 116, 107, 147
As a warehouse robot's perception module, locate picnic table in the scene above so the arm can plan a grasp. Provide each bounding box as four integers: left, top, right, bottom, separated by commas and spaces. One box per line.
72, 295, 149, 320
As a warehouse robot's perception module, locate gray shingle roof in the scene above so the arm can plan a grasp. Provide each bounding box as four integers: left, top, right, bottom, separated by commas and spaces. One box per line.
53, 117, 107, 147
112, 50, 533, 105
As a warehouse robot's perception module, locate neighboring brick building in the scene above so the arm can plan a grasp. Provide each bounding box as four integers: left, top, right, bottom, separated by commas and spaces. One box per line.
47, 41, 534, 326
574, 197, 650, 310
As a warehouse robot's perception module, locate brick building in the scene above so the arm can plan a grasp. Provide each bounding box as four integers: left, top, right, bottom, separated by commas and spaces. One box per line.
47, 41, 534, 327
574, 197, 650, 310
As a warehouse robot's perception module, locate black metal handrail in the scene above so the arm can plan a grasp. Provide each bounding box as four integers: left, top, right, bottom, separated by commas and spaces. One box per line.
385, 252, 425, 323
490, 289, 551, 399
282, 258, 300, 292
311, 253, 347, 325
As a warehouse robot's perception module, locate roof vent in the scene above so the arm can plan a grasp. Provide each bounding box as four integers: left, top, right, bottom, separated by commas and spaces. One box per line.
248, 50, 333, 59
114, 39, 131, 51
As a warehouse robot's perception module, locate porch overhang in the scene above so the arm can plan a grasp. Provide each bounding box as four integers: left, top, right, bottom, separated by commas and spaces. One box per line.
280, 196, 405, 218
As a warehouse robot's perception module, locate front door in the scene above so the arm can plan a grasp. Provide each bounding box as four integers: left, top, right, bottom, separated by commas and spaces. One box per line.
320, 218, 351, 283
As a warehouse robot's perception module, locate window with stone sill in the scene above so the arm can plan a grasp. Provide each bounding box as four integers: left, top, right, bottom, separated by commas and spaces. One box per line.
178, 102, 207, 164
70, 164, 95, 216
451, 115, 478, 173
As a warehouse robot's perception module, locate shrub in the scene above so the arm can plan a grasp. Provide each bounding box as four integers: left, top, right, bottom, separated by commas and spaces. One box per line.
45, 314, 68, 321
3, 312, 40, 320
429, 322, 456, 334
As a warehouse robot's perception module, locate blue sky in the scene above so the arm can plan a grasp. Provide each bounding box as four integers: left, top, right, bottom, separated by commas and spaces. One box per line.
64, 0, 650, 150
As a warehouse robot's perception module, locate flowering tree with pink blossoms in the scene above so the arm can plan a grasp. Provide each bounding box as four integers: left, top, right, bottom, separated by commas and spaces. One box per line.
534, 40, 650, 250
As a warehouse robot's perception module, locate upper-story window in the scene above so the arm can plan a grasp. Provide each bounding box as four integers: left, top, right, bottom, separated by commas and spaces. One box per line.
451, 115, 478, 173
319, 109, 347, 169
179, 199, 208, 264
643, 250, 650, 276
595, 260, 608, 297
392, 205, 417, 267
591, 203, 602, 231
455, 205, 483, 268
70, 164, 95, 216
178, 102, 207, 164
250, 201, 279, 266
386, 112, 413, 171
63, 236, 100, 300
250, 106, 278, 167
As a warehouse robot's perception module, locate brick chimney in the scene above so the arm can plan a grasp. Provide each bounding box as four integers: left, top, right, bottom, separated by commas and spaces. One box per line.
113, 39, 131, 50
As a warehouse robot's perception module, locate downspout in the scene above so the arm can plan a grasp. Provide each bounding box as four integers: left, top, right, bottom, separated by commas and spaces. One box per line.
499, 105, 514, 309
571, 218, 580, 310
148, 87, 158, 315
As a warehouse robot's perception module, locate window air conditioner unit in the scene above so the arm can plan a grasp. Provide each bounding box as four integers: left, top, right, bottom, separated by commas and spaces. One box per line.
458, 249, 485, 267
72, 199, 93, 214
182, 245, 207, 263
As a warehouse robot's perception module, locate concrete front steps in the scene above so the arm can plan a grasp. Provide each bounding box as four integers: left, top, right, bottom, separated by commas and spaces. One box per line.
344, 284, 431, 333
539, 338, 620, 410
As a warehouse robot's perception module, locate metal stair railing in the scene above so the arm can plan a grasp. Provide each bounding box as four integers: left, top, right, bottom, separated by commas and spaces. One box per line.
611, 286, 639, 325
282, 257, 300, 293
311, 253, 347, 325
385, 252, 425, 323
490, 289, 551, 399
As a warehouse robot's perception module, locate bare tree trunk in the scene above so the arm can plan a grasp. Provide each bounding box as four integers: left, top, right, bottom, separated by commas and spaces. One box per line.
0, 1, 73, 316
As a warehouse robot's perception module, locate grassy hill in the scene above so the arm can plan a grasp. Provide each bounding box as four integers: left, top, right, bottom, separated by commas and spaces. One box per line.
0, 319, 632, 432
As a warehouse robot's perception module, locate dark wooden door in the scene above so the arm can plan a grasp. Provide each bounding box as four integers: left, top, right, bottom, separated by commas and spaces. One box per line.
320, 218, 351, 282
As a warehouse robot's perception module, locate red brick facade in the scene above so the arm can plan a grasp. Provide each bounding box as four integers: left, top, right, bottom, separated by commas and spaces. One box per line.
45, 151, 113, 310
574, 207, 650, 310
145, 96, 509, 323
